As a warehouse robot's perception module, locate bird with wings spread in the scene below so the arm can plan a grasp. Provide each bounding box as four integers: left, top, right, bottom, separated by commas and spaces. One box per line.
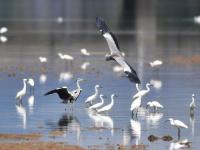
96, 17, 141, 84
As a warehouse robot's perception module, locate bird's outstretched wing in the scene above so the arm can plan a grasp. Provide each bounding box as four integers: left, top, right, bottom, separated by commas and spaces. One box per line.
96, 17, 120, 53
44, 87, 73, 100
114, 56, 141, 84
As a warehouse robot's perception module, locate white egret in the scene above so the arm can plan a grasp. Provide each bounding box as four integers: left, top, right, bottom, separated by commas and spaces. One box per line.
89, 94, 105, 109
149, 60, 163, 68
0, 36, 7, 43
59, 72, 73, 82
97, 94, 117, 113
38, 57, 47, 63
136, 83, 141, 92
44, 78, 86, 110
80, 48, 90, 56
189, 94, 195, 111
81, 62, 90, 70
56, 17, 63, 23
0, 27, 8, 34
15, 79, 27, 103
96, 17, 140, 84
133, 83, 152, 99
166, 118, 188, 139
150, 79, 162, 90
146, 101, 164, 112
130, 96, 142, 118
169, 139, 191, 150
58, 52, 74, 60
85, 85, 102, 105
27, 78, 35, 94
194, 16, 200, 24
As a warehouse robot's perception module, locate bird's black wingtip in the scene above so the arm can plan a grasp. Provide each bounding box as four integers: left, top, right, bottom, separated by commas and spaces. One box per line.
95, 16, 110, 34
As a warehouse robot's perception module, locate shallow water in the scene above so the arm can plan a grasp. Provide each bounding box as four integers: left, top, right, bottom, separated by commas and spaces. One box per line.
0, 19, 200, 150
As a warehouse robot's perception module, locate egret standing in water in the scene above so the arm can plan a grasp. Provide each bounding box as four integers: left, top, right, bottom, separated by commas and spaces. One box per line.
89, 94, 105, 109
97, 94, 117, 113
146, 100, 164, 113
130, 96, 142, 118
133, 83, 152, 99
96, 17, 140, 84
189, 94, 195, 112
85, 85, 102, 105
27, 78, 34, 94
15, 79, 28, 103
166, 118, 188, 139
44, 78, 86, 110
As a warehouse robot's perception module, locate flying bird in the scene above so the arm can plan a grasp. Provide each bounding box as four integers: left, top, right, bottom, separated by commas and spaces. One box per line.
96, 17, 140, 84
44, 78, 86, 110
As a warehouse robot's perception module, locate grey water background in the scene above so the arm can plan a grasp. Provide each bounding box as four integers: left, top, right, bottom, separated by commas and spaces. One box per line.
0, 0, 200, 149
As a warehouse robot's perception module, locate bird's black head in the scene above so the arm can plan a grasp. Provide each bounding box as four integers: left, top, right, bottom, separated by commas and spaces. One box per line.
96, 17, 110, 35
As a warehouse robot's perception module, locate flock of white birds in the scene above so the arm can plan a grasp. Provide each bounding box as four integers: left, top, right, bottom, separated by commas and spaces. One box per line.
12, 17, 197, 148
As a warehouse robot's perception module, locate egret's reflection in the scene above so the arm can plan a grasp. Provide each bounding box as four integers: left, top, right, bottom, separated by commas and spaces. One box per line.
15, 104, 27, 129
150, 79, 162, 90
59, 72, 73, 82
39, 74, 47, 84
146, 112, 163, 127
123, 119, 141, 145
190, 113, 195, 136
169, 139, 191, 150
87, 109, 114, 136
28, 95, 34, 114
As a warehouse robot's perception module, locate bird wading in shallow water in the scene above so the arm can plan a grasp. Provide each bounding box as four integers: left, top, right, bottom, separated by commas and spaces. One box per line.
44, 78, 86, 111
146, 100, 164, 113
85, 85, 102, 105
96, 17, 140, 84
15, 79, 28, 104
166, 118, 188, 139
89, 94, 106, 110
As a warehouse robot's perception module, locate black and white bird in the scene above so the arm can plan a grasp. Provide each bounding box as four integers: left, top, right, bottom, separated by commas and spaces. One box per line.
44, 78, 86, 110
96, 17, 140, 84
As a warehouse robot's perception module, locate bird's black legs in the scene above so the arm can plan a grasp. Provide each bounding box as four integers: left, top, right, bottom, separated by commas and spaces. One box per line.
178, 128, 181, 140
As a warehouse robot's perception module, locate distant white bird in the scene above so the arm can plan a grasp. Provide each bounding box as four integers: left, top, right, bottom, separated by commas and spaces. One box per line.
27, 78, 34, 94
38, 57, 47, 63
15, 79, 27, 102
150, 79, 162, 90
149, 60, 163, 68
59, 72, 73, 82
146, 101, 164, 112
96, 17, 140, 84
56, 17, 63, 23
89, 94, 105, 109
97, 94, 117, 113
0, 36, 7, 43
0, 27, 8, 34
58, 53, 74, 60
80, 48, 90, 56
81, 62, 90, 70
133, 83, 152, 99
130, 96, 142, 118
85, 85, 102, 105
189, 94, 195, 111
194, 16, 200, 24
166, 118, 188, 139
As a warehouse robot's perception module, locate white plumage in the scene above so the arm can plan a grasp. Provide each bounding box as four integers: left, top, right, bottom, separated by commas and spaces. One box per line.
97, 94, 116, 113
189, 94, 195, 110
58, 53, 74, 60
15, 79, 27, 102
146, 101, 164, 112
133, 83, 152, 99
80, 48, 90, 56
81, 62, 90, 70
149, 60, 163, 68
0, 36, 7, 43
0, 27, 8, 34
85, 85, 101, 104
130, 96, 142, 117
27, 78, 34, 87
38, 57, 47, 63
89, 94, 105, 109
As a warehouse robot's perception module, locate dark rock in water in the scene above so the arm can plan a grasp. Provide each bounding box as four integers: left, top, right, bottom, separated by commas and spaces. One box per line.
162, 135, 173, 141
148, 135, 159, 142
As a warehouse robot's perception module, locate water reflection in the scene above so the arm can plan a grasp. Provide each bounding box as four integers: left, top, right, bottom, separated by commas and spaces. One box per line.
146, 112, 163, 127
169, 139, 191, 150
15, 104, 27, 129
39, 74, 47, 84
28, 95, 34, 114
190, 113, 195, 136
123, 119, 141, 146
150, 79, 162, 90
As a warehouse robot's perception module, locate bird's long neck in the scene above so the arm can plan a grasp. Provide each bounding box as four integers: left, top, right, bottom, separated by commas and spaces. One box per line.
22, 80, 27, 92
110, 96, 114, 106
146, 84, 150, 92
192, 97, 195, 103
136, 84, 140, 91
76, 80, 81, 89
100, 96, 104, 103
170, 119, 175, 126
95, 87, 99, 96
